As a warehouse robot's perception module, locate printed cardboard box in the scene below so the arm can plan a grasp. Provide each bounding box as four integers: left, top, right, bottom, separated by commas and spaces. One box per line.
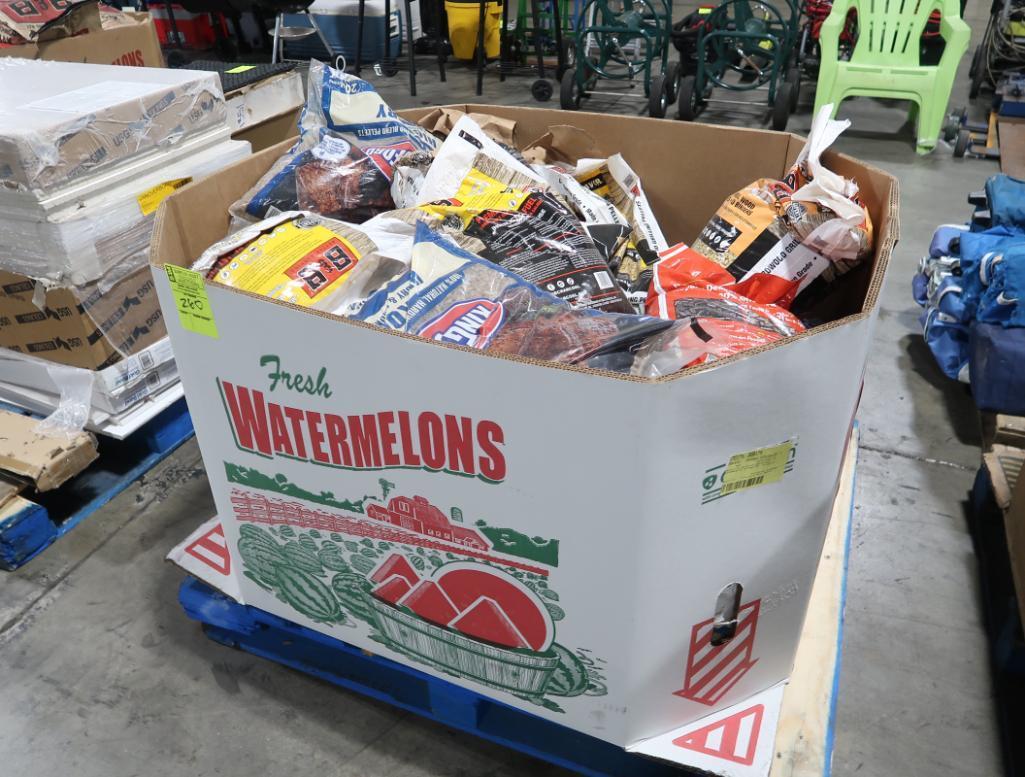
150, 107, 897, 761
1, 11, 163, 66
0, 266, 165, 370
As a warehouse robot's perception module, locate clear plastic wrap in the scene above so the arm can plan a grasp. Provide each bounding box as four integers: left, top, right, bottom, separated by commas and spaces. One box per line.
0, 59, 228, 196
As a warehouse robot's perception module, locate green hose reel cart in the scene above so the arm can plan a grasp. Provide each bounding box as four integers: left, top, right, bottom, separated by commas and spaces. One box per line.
676, 0, 802, 130
559, 0, 680, 117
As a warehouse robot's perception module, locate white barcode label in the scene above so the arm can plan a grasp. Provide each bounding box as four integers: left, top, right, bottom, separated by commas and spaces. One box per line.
594, 270, 614, 290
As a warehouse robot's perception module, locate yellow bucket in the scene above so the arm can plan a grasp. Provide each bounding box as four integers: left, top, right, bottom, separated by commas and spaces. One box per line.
445, 0, 502, 61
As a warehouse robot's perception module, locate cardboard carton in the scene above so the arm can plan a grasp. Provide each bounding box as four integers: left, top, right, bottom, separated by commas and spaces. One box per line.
0, 11, 163, 66
0, 266, 165, 370
150, 107, 897, 762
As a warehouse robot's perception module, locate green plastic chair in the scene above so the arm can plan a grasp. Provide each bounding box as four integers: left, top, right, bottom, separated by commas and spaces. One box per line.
813, 0, 970, 153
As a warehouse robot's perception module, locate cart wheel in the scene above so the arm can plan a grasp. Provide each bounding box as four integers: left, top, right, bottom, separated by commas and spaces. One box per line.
785, 65, 801, 111
166, 50, 187, 68
969, 46, 985, 99
677, 75, 700, 121
556, 37, 576, 81
954, 128, 971, 158
381, 60, 400, 77
648, 74, 669, 118
665, 60, 682, 103
772, 83, 793, 131
532, 79, 554, 102
560, 69, 582, 110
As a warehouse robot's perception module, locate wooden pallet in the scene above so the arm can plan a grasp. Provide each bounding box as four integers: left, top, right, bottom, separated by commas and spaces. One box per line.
177, 431, 859, 777
0, 398, 194, 570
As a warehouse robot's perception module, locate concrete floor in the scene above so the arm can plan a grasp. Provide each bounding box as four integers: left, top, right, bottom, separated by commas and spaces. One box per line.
0, 8, 1009, 775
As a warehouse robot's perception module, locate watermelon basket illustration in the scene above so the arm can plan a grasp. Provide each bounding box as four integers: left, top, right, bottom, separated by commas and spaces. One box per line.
364, 555, 562, 697
366, 595, 562, 696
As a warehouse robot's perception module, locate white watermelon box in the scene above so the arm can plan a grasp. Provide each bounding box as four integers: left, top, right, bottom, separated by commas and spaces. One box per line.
151, 106, 897, 773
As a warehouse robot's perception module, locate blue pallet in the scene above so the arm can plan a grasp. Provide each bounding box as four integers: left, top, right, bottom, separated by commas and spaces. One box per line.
0, 398, 194, 571
179, 576, 689, 777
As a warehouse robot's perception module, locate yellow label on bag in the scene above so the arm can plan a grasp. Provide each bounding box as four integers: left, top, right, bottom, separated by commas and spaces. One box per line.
225, 64, 257, 73
720, 440, 794, 495
165, 265, 218, 338
420, 166, 531, 227
212, 222, 362, 306
138, 177, 192, 216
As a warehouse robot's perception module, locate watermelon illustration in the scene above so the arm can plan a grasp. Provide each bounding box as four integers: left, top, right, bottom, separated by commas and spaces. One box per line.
298, 534, 319, 552
397, 580, 458, 624
274, 566, 343, 623
282, 541, 323, 574
435, 564, 555, 652
349, 554, 375, 576
449, 598, 531, 649
373, 575, 413, 605
545, 644, 590, 697
370, 554, 420, 587
239, 524, 278, 549
237, 536, 286, 584
318, 545, 351, 573
331, 573, 374, 621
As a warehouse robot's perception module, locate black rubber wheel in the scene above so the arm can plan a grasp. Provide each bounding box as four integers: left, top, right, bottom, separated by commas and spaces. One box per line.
556, 37, 575, 81
532, 78, 554, 102
381, 60, 399, 77
560, 68, 581, 109
970, 46, 985, 99
785, 64, 801, 111
648, 74, 669, 118
954, 128, 971, 158
665, 60, 682, 103
772, 82, 793, 131
677, 74, 699, 120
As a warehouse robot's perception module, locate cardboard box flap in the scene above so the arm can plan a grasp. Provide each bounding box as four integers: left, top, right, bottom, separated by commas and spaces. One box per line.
627, 683, 785, 775
0, 409, 97, 491
166, 516, 242, 603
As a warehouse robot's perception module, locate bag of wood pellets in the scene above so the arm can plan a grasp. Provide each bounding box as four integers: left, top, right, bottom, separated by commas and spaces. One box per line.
691, 104, 873, 303
356, 221, 671, 367
192, 212, 410, 316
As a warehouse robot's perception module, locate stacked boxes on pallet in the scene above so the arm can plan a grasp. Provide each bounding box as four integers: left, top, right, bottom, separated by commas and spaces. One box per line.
0, 59, 251, 433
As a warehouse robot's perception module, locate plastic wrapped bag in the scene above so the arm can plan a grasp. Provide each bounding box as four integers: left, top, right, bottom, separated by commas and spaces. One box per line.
356, 221, 672, 366
230, 131, 394, 225
301, 60, 439, 162
692, 104, 873, 303
192, 212, 409, 316
633, 243, 805, 375
399, 152, 636, 314
573, 155, 669, 309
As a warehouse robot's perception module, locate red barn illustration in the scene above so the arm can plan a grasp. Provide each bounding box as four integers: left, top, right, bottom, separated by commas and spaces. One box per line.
366, 495, 490, 550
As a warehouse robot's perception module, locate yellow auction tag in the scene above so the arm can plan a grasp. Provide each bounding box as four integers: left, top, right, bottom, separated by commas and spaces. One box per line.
165, 265, 219, 338
137, 177, 192, 216
225, 64, 257, 73
720, 440, 794, 495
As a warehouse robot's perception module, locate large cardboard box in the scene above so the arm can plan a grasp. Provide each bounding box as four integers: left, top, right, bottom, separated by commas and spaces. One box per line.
0, 11, 163, 67
150, 107, 897, 766
0, 266, 165, 370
